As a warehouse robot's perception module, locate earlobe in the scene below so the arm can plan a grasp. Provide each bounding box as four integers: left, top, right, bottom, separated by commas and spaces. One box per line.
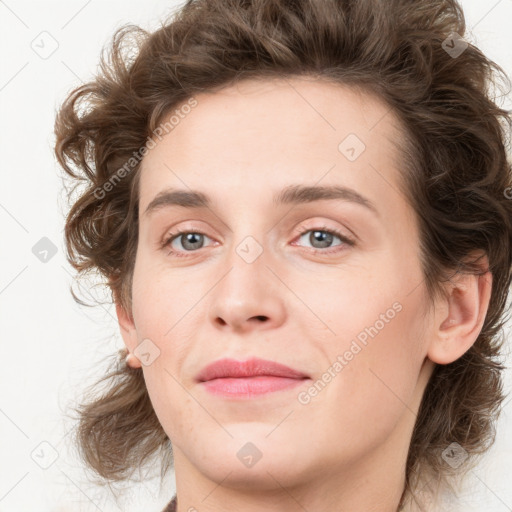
115, 303, 142, 369
427, 259, 492, 365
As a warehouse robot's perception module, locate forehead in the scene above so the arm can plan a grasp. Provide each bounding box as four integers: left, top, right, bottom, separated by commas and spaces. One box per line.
138, 77, 406, 215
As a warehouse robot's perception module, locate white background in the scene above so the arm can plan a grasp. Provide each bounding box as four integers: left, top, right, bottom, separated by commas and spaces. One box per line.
0, 1, 511, 511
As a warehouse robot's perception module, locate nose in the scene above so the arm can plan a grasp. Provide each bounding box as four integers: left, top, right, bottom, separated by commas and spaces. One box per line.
207, 244, 287, 333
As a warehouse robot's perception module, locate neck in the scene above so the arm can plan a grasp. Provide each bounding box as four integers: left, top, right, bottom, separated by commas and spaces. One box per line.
172, 429, 410, 512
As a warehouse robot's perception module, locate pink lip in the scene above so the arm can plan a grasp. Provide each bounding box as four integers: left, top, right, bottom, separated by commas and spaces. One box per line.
196, 357, 310, 398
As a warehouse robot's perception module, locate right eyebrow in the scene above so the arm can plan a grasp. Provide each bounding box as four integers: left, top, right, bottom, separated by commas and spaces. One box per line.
143, 189, 210, 218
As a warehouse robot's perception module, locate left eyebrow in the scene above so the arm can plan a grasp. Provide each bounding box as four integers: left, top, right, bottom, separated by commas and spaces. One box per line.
273, 184, 379, 217
142, 184, 379, 218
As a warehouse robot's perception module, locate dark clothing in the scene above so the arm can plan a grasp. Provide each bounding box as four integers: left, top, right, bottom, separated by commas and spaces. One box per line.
161, 495, 177, 512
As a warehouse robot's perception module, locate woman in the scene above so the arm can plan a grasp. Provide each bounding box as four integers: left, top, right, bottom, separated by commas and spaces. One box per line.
54, 0, 512, 510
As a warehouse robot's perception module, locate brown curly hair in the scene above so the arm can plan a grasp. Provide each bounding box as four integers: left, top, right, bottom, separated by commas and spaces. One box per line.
54, 0, 512, 508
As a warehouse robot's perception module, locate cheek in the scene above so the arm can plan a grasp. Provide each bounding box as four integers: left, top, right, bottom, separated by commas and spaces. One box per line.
142, 366, 194, 441
129, 260, 208, 437
343, 296, 426, 439
298, 259, 428, 440
130, 252, 189, 337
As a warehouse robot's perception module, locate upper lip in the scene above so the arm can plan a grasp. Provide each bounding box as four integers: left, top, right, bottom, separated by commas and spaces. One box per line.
196, 357, 309, 382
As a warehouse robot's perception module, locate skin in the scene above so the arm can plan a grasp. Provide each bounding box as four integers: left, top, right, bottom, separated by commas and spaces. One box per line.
116, 77, 492, 512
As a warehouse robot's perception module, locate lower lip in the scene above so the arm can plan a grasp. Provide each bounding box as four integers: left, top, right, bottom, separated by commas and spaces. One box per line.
200, 376, 308, 397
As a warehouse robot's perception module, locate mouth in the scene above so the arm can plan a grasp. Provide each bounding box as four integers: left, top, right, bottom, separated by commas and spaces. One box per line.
196, 357, 310, 398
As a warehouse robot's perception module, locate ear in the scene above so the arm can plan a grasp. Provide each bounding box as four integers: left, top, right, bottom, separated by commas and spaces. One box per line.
115, 302, 142, 369
427, 252, 492, 365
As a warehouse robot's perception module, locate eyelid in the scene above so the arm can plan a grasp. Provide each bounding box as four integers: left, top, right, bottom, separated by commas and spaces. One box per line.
291, 221, 356, 244
161, 228, 216, 252
160, 220, 216, 245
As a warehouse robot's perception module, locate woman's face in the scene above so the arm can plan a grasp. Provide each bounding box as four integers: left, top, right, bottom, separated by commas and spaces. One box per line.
120, 78, 436, 492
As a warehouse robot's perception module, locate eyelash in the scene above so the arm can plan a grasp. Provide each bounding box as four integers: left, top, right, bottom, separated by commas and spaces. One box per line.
161, 225, 355, 258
